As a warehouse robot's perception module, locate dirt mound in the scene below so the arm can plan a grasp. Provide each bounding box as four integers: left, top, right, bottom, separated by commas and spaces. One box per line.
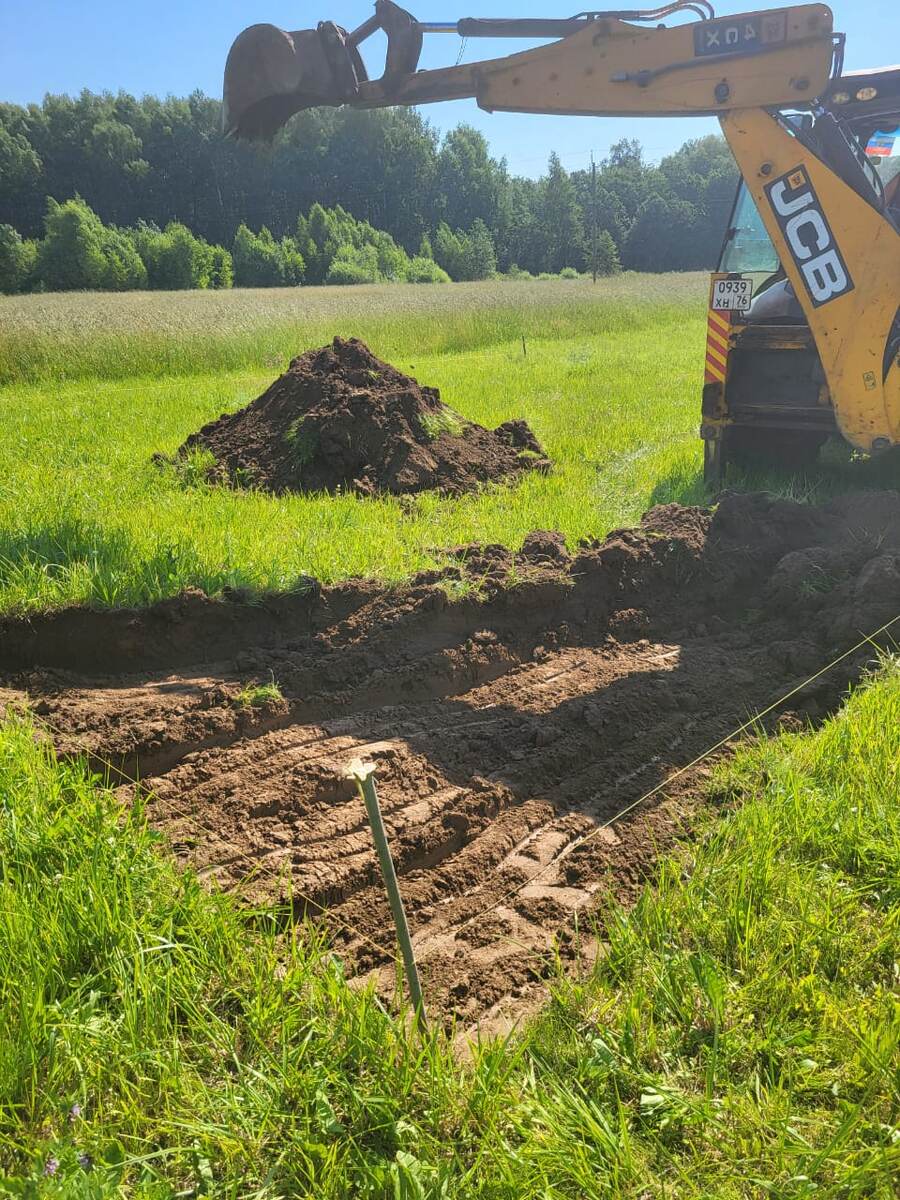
173, 337, 549, 497
3, 489, 898, 1035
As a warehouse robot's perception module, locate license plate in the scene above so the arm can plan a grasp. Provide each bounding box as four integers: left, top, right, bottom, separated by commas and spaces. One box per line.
693, 12, 787, 57
712, 278, 753, 311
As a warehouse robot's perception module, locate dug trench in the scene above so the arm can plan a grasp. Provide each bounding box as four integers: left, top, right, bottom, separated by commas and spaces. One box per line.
3, 490, 899, 1035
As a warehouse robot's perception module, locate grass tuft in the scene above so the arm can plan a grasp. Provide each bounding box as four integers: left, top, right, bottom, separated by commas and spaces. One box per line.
420, 406, 466, 441
161, 446, 217, 491
283, 416, 319, 469
234, 678, 284, 708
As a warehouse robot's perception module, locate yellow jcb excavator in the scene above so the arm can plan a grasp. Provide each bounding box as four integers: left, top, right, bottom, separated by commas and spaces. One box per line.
223, 3, 900, 480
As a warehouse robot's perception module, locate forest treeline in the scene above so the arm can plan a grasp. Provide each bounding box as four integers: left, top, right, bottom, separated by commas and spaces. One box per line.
0, 90, 738, 291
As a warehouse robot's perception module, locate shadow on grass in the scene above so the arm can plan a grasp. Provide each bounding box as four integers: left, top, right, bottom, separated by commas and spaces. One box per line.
648, 440, 900, 512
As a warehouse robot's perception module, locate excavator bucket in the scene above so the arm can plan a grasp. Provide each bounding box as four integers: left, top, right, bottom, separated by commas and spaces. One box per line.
223, 2, 424, 140
223, 23, 362, 140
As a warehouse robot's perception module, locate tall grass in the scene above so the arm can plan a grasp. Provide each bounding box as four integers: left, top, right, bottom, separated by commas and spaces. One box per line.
1, 661, 897, 1195
0, 275, 706, 385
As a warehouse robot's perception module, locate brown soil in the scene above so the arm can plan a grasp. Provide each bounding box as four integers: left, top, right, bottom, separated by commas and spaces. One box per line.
4, 490, 898, 1037
170, 337, 549, 497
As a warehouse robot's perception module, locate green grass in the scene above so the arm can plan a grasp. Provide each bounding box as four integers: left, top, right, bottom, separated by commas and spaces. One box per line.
0, 276, 705, 386
0, 276, 712, 614
1, 661, 897, 1196
3, 271, 898, 1197
419, 406, 466, 441
234, 678, 284, 708
2, 275, 897, 616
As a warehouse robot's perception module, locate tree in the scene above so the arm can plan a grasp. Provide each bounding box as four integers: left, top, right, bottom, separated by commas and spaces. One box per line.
279, 236, 305, 286
36, 197, 146, 291
0, 123, 42, 231
495, 175, 541, 272
0, 224, 38, 293
101, 225, 148, 291
302, 204, 334, 284
139, 223, 200, 289
623, 193, 700, 271
130, 221, 233, 289
606, 138, 644, 169
466, 219, 497, 279
232, 224, 299, 287
404, 256, 450, 283
594, 230, 621, 276
571, 175, 627, 257
659, 135, 738, 266
208, 244, 234, 289
433, 220, 497, 281
325, 244, 379, 285
36, 198, 106, 291
535, 153, 584, 274
436, 126, 509, 235
0, 89, 735, 276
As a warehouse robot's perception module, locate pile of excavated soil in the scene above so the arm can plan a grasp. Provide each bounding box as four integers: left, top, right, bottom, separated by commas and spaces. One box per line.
173, 337, 549, 497
4, 489, 899, 1034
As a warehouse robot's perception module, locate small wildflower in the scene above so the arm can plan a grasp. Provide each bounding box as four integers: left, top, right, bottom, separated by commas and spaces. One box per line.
44, 1157, 60, 1176
69, 1102, 82, 1121
77, 1153, 93, 1171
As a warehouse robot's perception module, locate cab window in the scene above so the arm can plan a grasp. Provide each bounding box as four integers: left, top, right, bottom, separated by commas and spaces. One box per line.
719, 183, 780, 274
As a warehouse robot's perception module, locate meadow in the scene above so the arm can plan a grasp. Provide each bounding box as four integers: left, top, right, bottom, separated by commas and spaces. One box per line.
0, 276, 898, 1195
3, 274, 897, 615
0, 274, 713, 613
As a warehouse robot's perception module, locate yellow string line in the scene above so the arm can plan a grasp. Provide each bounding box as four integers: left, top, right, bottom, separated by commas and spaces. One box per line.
449, 612, 900, 936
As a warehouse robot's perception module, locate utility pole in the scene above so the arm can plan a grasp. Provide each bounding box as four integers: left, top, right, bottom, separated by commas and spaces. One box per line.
590, 150, 598, 284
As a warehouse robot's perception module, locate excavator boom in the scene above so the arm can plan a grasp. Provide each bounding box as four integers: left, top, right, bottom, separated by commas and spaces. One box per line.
224, 3, 837, 138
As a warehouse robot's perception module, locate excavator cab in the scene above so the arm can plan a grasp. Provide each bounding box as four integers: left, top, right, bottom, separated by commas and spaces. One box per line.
703, 68, 900, 477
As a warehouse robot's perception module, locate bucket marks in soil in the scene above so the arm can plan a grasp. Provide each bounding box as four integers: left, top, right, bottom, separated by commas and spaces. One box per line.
6, 490, 899, 1031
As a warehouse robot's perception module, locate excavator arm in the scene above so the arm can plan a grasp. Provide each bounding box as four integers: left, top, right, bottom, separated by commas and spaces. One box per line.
223, 3, 900, 461
223, 3, 837, 134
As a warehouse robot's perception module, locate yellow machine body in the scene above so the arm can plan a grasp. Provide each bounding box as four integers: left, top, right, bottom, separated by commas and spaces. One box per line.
470, 8, 835, 116
721, 109, 900, 452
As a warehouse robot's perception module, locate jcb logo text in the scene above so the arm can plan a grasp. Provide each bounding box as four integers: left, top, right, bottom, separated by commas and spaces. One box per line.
764, 168, 854, 307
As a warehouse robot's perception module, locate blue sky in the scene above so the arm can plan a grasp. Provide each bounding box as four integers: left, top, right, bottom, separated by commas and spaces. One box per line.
1, 0, 896, 175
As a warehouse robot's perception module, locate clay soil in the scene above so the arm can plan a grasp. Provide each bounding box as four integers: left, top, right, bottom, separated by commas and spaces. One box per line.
171, 337, 549, 497
3, 490, 898, 1035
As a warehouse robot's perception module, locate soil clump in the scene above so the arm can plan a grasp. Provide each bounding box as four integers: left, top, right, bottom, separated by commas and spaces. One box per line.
172, 337, 549, 497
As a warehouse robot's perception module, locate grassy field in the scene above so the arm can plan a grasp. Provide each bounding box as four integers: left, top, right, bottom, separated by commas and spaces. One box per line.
1, 277, 898, 1195
1, 661, 896, 1196
0, 276, 706, 385
0, 275, 712, 613
2, 275, 898, 615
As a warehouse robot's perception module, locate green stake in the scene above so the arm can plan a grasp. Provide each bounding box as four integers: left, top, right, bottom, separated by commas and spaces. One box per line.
347, 758, 427, 1030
